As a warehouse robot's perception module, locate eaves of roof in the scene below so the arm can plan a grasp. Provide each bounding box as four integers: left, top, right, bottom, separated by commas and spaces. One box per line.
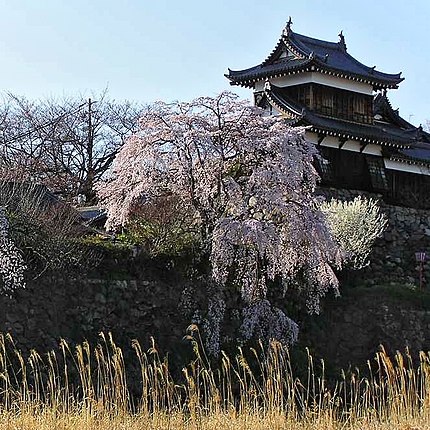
226, 27, 403, 90
265, 84, 418, 149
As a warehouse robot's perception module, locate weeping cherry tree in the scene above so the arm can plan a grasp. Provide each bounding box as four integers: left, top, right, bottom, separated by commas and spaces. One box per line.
97, 92, 342, 354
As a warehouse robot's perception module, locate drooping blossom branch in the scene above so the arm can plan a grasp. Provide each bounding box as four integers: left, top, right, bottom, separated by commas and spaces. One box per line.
97, 92, 343, 353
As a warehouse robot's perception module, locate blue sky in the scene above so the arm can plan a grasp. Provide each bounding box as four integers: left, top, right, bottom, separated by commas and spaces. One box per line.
0, 0, 428, 126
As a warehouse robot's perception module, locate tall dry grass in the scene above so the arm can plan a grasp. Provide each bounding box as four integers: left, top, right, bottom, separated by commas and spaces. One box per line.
0, 328, 428, 429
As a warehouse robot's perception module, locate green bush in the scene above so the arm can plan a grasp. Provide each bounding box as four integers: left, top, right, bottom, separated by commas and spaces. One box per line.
124, 218, 200, 257
81, 219, 199, 259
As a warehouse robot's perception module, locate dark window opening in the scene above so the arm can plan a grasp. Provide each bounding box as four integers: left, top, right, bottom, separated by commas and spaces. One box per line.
317, 146, 371, 190
366, 156, 388, 191
315, 153, 334, 183
386, 170, 430, 209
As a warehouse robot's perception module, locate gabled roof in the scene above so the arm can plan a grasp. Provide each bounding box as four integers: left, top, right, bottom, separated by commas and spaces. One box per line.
394, 139, 430, 167
373, 92, 413, 129
396, 145, 430, 165
263, 84, 430, 166
226, 21, 403, 90
373, 93, 430, 165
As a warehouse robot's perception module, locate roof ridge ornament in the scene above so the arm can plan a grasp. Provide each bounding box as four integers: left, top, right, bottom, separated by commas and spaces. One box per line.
283, 16, 293, 37
416, 124, 424, 141
338, 30, 347, 52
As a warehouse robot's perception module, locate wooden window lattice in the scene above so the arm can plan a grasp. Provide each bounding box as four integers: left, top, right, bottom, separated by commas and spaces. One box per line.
366, 156, 389, 191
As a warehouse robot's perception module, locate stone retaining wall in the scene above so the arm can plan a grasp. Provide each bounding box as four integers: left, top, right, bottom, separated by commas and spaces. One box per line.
1, 191, 429, 377
0, 268, 194, 380
320, 187, 430, 286
2, 272, 430, 376
300, 286, 430, 372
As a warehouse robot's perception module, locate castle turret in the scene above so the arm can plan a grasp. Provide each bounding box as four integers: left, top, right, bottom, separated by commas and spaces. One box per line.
226, 20, 430, 208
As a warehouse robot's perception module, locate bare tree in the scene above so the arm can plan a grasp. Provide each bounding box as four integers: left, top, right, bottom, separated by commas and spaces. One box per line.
0, 90, 143, 203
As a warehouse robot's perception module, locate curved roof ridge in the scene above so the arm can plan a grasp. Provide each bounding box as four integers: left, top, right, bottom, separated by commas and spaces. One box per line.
262, 84, 414, 148
374, 92, 415, 130
261, 38, 285, 66
291, 32, 340, 50
265, 83, 304, 115
341, 48, 402, 81
264, 83, 304, 119
261, 32, 308, 66
226, 24, 404, 89
289, 31, 403, 81
226, 58, 312, 83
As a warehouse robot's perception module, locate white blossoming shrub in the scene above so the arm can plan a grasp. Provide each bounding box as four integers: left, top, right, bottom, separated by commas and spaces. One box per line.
0, 207, 26, 294
321, 196, 387, 270
98, 92, 343, 354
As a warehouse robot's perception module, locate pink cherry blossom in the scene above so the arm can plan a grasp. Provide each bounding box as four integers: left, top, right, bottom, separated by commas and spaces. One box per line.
97, 92, 342, 354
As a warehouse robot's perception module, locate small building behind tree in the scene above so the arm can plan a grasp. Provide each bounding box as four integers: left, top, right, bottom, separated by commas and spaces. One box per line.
226, 18, 430, 209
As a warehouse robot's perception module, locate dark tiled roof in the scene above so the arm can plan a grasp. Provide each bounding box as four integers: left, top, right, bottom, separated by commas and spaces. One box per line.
373, 94, 430, 164
227, 58, 311, 87
0, 181, 60, 204
77, 206, 107, 225
395, 139, 430, 165
401, 147, 430, 161
304, 112, 419, 148
226, 27, 403, 89
266, 84, 430, 154
290, 32, 402, 86
373, 93, 413, 129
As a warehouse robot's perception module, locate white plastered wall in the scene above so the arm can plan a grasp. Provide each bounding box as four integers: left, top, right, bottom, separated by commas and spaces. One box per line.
305, 131, 382, 155
255, 72, 373, 95
306, 131, 430, 176
384, 160, 430, 176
